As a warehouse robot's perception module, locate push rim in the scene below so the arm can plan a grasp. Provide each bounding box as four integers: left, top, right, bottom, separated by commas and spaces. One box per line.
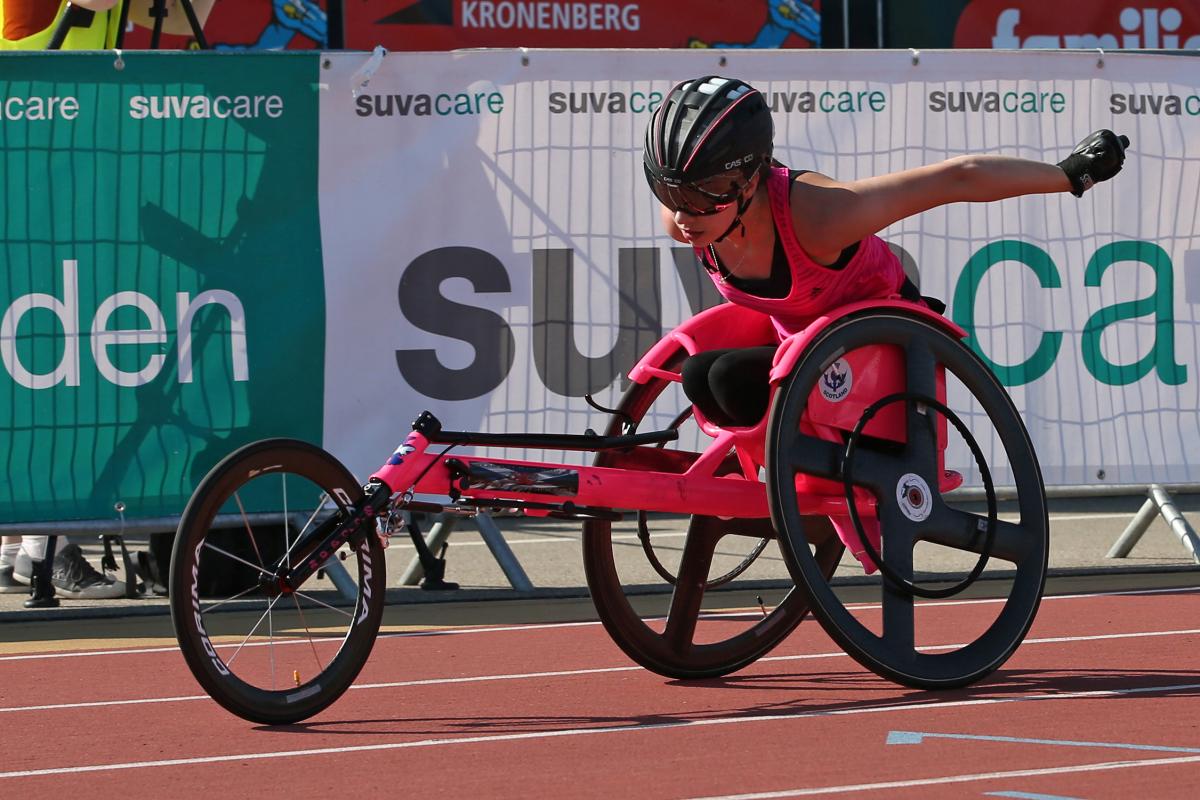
766, 311, 1048, 689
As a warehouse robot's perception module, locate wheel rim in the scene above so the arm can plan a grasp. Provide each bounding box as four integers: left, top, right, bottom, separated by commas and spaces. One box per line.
767, 312, 1048, 688
582, 371, 844, 679
171, 441, 384, 722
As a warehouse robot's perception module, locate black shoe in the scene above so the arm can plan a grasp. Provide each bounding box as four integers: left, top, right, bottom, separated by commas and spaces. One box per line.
24, 572, 59, 609
51, 544, 125, 599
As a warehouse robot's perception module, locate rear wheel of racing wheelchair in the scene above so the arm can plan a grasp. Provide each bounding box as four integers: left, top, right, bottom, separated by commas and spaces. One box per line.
766, 309, 1049, 689
170, 439, 387, 724
583, 365, 845, 679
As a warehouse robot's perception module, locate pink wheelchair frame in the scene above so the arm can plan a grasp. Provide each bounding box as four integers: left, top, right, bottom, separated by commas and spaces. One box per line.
371, 299, 964, 572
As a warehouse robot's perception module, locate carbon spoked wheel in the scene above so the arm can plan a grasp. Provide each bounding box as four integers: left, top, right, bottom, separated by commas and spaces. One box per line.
170, 439, 386, 724
582, 371, 844, 679
766, 311, 1049, 689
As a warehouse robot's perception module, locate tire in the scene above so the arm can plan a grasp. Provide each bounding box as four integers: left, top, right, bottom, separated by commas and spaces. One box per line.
582, 367, 843, 679
170, 439, 386, 724
766, 310, 1049, 689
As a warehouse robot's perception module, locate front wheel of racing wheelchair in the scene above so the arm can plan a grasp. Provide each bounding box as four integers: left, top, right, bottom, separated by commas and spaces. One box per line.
582, 304, 845, 680
169, 439, 386, 724
765, 304, 1049, 689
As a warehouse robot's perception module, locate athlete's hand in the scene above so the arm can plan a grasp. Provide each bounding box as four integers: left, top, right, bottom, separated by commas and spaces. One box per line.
1057, 130, 1130, 197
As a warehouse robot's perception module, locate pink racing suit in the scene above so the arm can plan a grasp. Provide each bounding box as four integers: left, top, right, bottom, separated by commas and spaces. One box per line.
696, 165, 907, 340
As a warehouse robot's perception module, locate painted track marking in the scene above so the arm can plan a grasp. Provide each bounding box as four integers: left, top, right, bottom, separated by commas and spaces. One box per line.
2, 585, 1195, 663
2, 680, 1198, 779
886, 729, 1200, 754
2, 625, 1200, 714
683, 754, 1200, 799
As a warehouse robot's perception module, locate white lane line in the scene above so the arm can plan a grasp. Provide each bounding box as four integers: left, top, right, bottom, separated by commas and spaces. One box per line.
0, 585, 1196, 664
1, 696, 210, 713
886, 729, 1200, 754
683, 754, 1200, 799
3, 626, 1199, 714
2, 680, 1197, 780
0, 620, 606, 662
386, 513, 1147, 550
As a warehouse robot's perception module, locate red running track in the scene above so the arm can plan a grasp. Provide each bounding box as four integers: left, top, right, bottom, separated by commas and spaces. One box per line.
2, 584, 1200, 799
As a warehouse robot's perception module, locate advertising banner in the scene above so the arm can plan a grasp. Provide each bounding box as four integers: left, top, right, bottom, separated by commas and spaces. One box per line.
4, 47, 1200, 525
0, 52, 324, 523
888, 0, 1200, 50
343, 0, 823, 50
317, 48, 1200, 489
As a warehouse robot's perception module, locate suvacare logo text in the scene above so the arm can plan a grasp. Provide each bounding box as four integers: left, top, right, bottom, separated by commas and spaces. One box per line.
547, 89, 887, 115
1, 95, 79, 121
356, 91, 504, 117
129, 94, 283, 120
1, 259, 248, 389
929, 90, 1066, 114
1111, 92, 1200, 115
392, 240, 1186, 403
461, 1, 641, 31
767, 90, 887, 114
549, 90, 661, 114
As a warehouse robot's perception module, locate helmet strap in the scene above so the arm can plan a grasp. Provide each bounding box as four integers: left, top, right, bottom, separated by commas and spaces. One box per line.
713, 181, 757, 243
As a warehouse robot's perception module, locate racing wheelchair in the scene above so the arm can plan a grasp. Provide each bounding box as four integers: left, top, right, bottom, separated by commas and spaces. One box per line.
169, 298, 1049, 723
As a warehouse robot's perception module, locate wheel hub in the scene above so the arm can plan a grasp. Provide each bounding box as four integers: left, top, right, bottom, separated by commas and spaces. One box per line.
896, 473, 933, 522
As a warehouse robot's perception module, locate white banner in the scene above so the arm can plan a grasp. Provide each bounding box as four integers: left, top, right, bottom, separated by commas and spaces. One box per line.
317, 48, 1200, 489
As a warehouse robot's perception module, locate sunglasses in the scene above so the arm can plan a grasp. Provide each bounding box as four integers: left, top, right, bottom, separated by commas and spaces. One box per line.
646, 167, 749, 216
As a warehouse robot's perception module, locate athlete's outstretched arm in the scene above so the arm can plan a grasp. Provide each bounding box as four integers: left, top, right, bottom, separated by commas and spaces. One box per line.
792, 130, 1129, 256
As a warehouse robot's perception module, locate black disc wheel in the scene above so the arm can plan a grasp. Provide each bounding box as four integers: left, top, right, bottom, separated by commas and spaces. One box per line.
170, 439, 386, 724
766, 310, 1049, 689
582, 366, 844, 679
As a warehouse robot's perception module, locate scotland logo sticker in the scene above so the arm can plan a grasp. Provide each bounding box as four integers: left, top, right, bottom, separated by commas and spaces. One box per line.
819, 359, 852, 402
385, 442, 417, 466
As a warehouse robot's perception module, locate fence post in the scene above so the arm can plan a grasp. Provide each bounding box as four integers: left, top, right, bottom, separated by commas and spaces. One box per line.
1106, 484, 1200, 564
399, 512, 533, 591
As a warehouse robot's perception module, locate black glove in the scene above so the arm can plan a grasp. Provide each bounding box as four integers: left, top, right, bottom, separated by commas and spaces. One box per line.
1057, 130, 1130, 197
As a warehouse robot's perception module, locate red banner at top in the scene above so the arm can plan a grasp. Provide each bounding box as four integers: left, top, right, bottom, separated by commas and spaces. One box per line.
954, 0, 1200, 49
344, 1, 822, 50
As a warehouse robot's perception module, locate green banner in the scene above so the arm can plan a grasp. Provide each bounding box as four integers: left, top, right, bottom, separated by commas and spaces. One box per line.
1, 52, 324, 523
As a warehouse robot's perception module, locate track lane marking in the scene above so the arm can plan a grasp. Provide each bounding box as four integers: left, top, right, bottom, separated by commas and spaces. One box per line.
886, 729, 1200, 754
2, 626, 1199, 714
2, 585, 1195, 662
683, 754, 1200, 799
985, 792, 1086, 800
384, 512, 1161, 551
2, 680, 1198, 779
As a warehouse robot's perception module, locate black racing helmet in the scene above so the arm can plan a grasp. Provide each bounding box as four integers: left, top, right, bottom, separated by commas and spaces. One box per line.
643, 76, 773, 215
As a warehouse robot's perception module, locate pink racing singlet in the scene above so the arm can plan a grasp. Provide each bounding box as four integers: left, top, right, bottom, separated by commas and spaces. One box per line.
696, 166, 906, 340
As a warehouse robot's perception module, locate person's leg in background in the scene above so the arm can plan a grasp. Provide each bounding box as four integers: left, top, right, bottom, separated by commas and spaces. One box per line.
10, 534, 123, 601
12, 535, 59, 607
0, 536, 24, 592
